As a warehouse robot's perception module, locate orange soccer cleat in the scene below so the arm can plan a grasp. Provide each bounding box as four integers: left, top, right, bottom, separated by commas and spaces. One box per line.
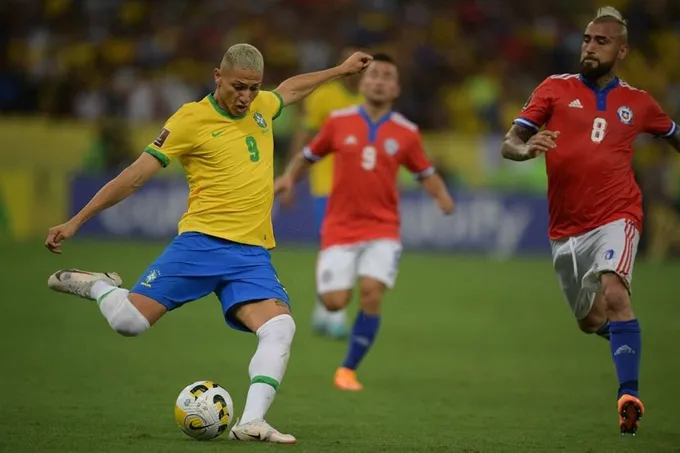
334, 367, 364, 391
618, 394, 645, 435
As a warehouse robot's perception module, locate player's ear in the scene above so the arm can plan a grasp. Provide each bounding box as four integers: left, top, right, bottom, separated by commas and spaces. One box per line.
618, 44, 629, 61
213, 68, 221, 86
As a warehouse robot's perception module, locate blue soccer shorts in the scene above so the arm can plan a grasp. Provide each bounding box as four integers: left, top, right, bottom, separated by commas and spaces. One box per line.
312, 195, 328, 234
130, 232, 290, 332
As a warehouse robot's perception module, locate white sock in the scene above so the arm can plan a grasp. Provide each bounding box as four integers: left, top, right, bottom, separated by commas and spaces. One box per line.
91, 280, 115, 301
240, 314, 296, 424
97, 287, 150, 337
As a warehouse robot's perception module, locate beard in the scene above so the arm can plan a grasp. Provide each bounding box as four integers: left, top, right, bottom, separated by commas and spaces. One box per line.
579, 57, 615, 81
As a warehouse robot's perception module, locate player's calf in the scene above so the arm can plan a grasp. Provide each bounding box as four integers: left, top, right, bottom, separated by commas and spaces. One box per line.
232, 300, 296, 426
578, 292, 610, 340
358, 277, 385, 315
336, 277, 385, 389
47, 269, 155, 337
601, 272, 634, 321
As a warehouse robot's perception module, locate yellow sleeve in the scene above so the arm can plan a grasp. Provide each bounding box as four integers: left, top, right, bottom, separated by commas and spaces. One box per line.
302, 88, 329, 131
260, 91, 284, 120
144, 106, 196, 167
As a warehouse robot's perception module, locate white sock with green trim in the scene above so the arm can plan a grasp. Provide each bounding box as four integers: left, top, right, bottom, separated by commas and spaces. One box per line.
93, 282, 149, 337
240, 314, 296, 424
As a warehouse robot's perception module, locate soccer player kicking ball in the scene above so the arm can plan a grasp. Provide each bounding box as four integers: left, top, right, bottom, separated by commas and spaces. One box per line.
502, 7, 679, 435
44, 44, 373, 444
275, 54, 455, 391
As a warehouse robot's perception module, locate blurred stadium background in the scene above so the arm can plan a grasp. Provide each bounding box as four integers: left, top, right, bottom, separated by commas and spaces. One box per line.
1, 1, 680, 452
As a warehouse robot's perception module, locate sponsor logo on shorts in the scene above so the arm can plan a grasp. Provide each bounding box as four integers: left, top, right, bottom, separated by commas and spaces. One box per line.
604, 249, 615, 260
321, 269, 333, 284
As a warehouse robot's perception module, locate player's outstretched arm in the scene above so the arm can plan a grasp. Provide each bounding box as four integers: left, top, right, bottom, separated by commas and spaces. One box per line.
419, 173, 455, 215
274, 52, 372, 107
45, 153, 162, 253
502, 125, 559, 161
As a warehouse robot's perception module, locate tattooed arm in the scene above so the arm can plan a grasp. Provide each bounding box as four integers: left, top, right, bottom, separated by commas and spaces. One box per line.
501, 125, 560, 162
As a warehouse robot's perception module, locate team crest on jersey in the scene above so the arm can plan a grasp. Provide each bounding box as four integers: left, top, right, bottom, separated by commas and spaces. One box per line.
617, 106, 633, 125
141, 269, 160, 287
384, 138, 399, 156
253, 112, 267, 128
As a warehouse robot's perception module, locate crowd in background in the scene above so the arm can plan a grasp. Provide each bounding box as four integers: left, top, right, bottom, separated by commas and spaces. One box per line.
1, 0, 680, 256
2, 0, 680, 133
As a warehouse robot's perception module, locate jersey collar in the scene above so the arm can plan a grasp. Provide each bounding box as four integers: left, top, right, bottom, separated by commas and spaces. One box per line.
578, 74, 620, 92
208, 92, 247, 120
358, 105, 393, 143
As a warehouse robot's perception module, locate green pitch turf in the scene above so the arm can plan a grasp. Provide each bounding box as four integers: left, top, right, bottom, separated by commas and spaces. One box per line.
1, 240, 679, 453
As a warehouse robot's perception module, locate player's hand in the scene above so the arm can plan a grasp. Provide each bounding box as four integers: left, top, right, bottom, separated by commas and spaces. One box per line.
274, 175, 295, 207
437, 196, 455, 216
526, 130, 560, 158
45, 220, 79, 254
338, 52, 373, 76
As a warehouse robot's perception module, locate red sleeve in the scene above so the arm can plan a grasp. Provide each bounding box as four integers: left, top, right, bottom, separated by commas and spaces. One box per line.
402, 131, 435, 180
643, 94, 677, 138
513, 77, 556, 131
303, 117, 335, 162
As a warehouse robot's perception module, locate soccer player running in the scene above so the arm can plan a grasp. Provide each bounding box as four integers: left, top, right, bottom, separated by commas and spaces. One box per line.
275, 54, 455, 391
286, 46, 364, 340
502, 7, 679, 435
44, 44, 372, 444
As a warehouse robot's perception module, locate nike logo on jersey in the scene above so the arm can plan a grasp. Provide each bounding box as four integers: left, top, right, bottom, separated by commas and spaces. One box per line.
212, 130, 225, 137
569, 99, 583, 109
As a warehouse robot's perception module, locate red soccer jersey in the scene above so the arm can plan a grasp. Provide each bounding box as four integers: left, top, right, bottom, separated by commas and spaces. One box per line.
515, 73, 677, 239
304, 105, 435, 249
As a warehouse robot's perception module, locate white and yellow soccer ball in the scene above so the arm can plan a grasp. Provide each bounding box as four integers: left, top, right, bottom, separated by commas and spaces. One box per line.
174, 380, 234, 440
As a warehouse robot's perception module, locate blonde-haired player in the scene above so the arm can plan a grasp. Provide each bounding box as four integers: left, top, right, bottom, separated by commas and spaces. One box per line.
45, 43, 372, 444
286, 46, 364, 339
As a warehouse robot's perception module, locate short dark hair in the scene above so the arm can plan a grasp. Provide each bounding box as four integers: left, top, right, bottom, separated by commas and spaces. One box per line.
372, 53, 396, 65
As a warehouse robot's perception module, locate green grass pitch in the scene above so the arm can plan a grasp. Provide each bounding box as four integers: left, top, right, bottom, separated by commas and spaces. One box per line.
1, 240, 679, 452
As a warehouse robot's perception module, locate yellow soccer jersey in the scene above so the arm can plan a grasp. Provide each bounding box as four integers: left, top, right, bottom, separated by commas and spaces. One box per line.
303, 81, 363, 196
145, 91, 283, 249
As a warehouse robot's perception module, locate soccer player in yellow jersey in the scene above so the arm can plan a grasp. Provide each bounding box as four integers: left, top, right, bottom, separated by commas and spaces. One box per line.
44, 43, 372, 444
286, 46, 364, 339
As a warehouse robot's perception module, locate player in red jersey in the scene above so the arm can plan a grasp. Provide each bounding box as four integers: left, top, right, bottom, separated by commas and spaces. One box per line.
275, 54, 454, 391
502, 7, 680, 435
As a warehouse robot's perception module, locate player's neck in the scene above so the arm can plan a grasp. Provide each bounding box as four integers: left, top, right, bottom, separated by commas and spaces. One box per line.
362, 103, 391, 122
587, 73, 617, 90
212, 91, 238, 117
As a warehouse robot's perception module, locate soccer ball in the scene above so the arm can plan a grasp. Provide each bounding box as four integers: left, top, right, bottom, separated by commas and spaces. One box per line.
174, 380, 234, 440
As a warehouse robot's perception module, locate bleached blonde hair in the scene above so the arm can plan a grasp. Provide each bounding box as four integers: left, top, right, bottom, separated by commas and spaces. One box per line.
594, 6, 628, 39
221, 43, 264, 72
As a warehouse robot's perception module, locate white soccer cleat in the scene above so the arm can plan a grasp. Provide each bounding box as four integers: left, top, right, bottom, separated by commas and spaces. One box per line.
229, 418, 296, 444
47, 268, 122, 300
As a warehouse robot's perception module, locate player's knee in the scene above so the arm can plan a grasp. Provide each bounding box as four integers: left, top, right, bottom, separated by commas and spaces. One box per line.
601, 273, 631, 314
257, 313, 296, 348
358, 278, 385, 315
578, 315, 605, 334
321, 291, 351, 311
102, 295, 151, 337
